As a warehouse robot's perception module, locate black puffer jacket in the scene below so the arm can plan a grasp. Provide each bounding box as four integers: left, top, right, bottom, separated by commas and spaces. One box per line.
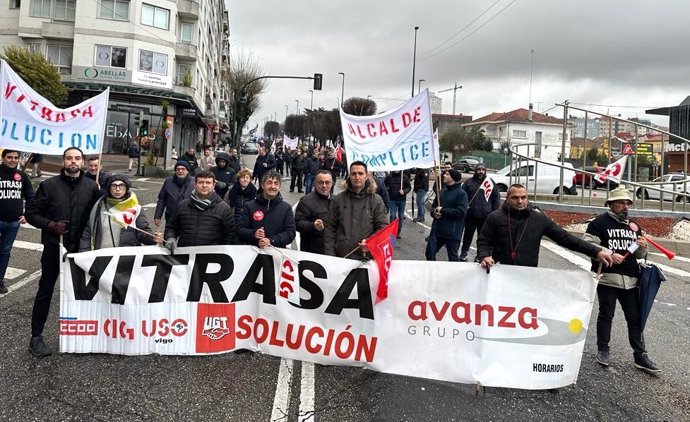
462, 176, 500, 219
210, 152, 237, 198
384, 171, 412, 201
25, 171, 100, 252
476, 202, 601, 267
164, 193, 236, 247
413, 168, 429, 192
237, 193, 296, 248
295, 191, 331, 253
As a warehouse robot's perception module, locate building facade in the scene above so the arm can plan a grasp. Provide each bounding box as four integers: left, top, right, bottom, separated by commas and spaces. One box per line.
0, 0, 230, 163
463, 108, 571, 162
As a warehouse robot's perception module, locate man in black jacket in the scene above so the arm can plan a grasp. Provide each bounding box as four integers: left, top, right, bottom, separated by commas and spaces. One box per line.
477, 184, 613, 269
164, 170, 236, 248
154, 161, 194, 227
425, 169, 468, 261
459, 163, 499, 262
238, 171, 295, 248
25, 147, 100, 357
0, 149, 35, 294
295, 170, 333, 254
253, 147, 276, 184
303, 150, 320, 194
209, 152, 237, 199
289, 148, 305, 193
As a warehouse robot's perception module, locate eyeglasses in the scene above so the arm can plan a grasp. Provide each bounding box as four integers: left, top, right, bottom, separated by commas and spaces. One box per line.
110, 183, 126, 189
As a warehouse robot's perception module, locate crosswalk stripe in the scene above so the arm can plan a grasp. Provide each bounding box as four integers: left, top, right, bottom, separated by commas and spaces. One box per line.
0, 269, 41, 297
4, 267, 26, 280
13, 240, 44, 251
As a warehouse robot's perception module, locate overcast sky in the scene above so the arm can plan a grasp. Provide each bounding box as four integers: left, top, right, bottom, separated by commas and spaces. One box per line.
229, 0, 688, 131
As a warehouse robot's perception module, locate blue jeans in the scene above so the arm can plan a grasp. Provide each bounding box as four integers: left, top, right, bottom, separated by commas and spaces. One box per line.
304, 174, 315, 193
415, 190, 427, 219
390, 200, 405, 233
0, 220, 20, 281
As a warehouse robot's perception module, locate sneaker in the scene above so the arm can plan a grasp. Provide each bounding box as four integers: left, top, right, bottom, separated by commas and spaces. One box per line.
634, 354, 661, 373
0, 281, 7, 294
596, 350, 609, 366
29, 336, 52, 358
458, 253, 468, 262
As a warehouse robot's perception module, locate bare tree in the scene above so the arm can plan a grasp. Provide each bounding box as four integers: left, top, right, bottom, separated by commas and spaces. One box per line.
226, 50, 266, 145
342, 97, 377, 116
264, 121, 281, 139
284, 114, 308, 139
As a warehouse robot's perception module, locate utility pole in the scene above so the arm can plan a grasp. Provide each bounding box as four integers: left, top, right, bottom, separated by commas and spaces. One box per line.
438, 82, 462, 114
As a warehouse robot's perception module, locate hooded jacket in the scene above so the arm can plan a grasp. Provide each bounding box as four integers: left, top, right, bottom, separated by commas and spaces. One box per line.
210, 152, 237, 198
324, 176, 389, 259
431, 182, 468, 240
237, 193, 296, 248
477, 202, 602, 267
25, 170, 100, 252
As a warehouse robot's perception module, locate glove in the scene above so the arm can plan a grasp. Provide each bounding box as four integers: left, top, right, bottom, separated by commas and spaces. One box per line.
164, 238, 177, 254
48, 220, 68, 235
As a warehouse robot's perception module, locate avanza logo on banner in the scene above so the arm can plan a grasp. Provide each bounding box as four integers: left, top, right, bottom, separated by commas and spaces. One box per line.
60, 245, 596, 390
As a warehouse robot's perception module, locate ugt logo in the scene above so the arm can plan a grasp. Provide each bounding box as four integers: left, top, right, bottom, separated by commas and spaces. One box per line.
195, 303, 236, 353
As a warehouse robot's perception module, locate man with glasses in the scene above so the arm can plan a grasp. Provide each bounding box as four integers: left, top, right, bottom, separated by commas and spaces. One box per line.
25, 147, 100, 357
0, 149, 35, 294
583, 186, 660, 373
295, 170, 333, 254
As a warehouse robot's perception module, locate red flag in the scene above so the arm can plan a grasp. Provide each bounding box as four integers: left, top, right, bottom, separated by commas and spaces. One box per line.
335, 144, 343, 162
366, 219, 399, 303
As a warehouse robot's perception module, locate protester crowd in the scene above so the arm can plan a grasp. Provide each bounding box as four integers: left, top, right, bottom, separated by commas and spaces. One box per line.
0, 141, 661, 375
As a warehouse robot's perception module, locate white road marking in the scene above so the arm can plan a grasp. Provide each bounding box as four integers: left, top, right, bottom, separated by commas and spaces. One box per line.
4, 267, 26, 280
299, 362, 316, 422
649, 251, 690, 263
0, 269, 41, 297
141, 203, 158, 208
650, 262, 690, 278
271, 358, 294, 422
13, 240, 44, 251
541, 241, 593, 272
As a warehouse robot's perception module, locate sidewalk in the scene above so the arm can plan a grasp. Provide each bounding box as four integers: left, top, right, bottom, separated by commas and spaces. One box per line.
39, 153, 174, 176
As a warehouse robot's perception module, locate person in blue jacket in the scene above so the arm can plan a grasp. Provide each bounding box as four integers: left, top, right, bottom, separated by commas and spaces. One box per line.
425, 169, 468, 261
154, 161, 194, 228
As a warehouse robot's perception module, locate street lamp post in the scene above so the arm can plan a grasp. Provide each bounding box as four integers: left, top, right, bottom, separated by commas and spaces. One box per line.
308, 89, 314, 110
295, 99, 300, 115
418, 79, 425, 94
284, 104, 288, 120
338, 72, 345, 107
411, 26, 419, 98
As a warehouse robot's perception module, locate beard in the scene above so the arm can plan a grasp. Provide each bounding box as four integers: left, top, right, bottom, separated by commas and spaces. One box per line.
615, 210, 629, 220
474, 172, 486, 181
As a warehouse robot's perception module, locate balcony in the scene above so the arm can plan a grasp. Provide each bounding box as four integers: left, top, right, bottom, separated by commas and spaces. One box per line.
177, 0, 199, 19
175, 42, 198, 61
41, 22, 74, 40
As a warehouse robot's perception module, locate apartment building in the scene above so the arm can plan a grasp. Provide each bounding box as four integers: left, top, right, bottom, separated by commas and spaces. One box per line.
0, 0, 230, 159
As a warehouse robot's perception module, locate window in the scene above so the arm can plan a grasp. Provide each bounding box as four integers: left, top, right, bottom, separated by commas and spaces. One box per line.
177, 63, 191, 84
30, 0, 75, 20
512, 129, 527, 138
95, 45, 127, 68
141, 3, 169, 30
26, 43, 42, 53
511, 165, 534, 177
138, 49, 167, 75
10, 0, 21, 9
46, 44, 72, 74
180, 22, 193, 43
98, 0, 129, 21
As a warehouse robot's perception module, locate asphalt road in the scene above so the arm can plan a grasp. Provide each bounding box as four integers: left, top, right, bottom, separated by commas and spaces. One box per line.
1, 155, 688, 422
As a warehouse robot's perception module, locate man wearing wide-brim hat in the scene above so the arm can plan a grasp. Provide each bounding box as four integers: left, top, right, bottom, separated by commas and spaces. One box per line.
583, 186, 660, 373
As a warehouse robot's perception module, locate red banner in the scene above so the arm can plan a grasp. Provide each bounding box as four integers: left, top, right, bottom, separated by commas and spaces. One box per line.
367, 219, 399, 303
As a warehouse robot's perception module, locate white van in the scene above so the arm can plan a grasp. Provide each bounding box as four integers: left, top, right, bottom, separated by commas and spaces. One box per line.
491, 161, 578, 195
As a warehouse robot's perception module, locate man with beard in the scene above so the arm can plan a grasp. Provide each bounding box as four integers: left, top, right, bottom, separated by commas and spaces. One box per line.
324, 161, 388, 260
179, 146, 199, 173
583, 186, 660, 373
0, 149, 34, 294
237, 170, 295, 248
295, 170, 333, 254
459, 163, 500, 262
209, 152, 237, 199
25, 147, 100, 357
477, 184, 612, 269
154, 161, 194, 227
164, 170, 236, 248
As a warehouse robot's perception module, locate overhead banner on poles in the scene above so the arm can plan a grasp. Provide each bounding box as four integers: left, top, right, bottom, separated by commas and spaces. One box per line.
60, 245, 596, 390
0, 59, 109, 155
339, 90, 436, 171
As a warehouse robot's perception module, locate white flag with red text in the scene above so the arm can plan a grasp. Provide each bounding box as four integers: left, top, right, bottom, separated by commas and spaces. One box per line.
594, 155, 628, 185
481, 178, 494, 201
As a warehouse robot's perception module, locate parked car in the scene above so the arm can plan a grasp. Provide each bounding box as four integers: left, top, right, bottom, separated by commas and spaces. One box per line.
635, 173, 690, 202
240, 143, 259, 154
492, 161, 577, 195
572, 166, 619, 190
460, 155, 484, 163
453, 158, 480, 173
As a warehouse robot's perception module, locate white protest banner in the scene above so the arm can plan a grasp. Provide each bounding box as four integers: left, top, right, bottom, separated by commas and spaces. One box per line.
60, 245, 596, 390
340, 90, 436, 171
283, 135, 299, 150
594, 155, 628, 185
0, 60, 109, 155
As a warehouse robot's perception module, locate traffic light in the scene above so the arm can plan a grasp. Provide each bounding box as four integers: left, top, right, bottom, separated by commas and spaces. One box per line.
313, 73, 322, 90
140, 119, 149, 137
133, 110, 142, 127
